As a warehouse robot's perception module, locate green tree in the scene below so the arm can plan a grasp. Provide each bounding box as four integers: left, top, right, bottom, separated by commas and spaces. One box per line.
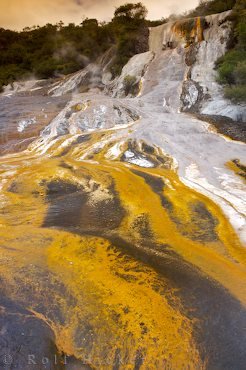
114, 2, 147, 20
110, 3, 149, 77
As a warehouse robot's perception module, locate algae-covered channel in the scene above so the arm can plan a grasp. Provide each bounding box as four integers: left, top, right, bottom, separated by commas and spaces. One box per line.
0, 117, 245, 368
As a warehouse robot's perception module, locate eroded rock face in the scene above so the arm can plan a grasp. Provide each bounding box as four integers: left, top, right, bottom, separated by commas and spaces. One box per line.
185, 43, 199, 67
180, 79, 206, 112
149, 10, 246, 122
33, 96, 139, 146
106, 51, 154, 98
189, 12, 246, 121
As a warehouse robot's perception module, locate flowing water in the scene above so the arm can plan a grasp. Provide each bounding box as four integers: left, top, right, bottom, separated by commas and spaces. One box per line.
0, 11, 246, 370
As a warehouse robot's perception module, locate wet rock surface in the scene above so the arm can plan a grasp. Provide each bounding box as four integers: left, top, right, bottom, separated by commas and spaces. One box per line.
0, 95, 68, 154
43, 179, 126, 233
196, 114, 246, 142
180, 80, 206, 112
0, 295, 64, 370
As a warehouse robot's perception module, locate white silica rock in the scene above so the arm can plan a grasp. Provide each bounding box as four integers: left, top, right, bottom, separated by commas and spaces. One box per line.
109, 51, 154, 98
123, 150, 154, 168
190, 10, 246, 121
17, 117, 36, 133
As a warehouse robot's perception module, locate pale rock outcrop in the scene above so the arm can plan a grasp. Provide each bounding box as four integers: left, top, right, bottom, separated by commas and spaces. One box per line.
107, 51, 154, 98
149, 10, 246, 122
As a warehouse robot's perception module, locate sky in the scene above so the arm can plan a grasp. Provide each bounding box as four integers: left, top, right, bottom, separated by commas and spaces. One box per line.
0, 0, 199, 31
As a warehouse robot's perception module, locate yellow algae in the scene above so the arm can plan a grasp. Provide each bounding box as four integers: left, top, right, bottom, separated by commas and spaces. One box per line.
0, 224, 202, 368
51, 148, 246, 304
172, 17, 205, 46
44, 144, 246, 302
0, 130, 246, 367
108, 165, 246, 304
192, 17, 204, 42
227, 160, 246, 182
162, 171, 246, 261
71, 101, 90, 112
1, 146, 246, 306
65, 155, 246, 302
47, 233, 202, 368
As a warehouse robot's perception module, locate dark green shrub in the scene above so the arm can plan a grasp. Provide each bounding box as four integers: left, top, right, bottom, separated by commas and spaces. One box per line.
123, 75, 138, 95
217, 63, 235, 84
187, 0, 237, 17
234, 61, 246, 84
215, 0, 246, 103
224, 85, 246, 102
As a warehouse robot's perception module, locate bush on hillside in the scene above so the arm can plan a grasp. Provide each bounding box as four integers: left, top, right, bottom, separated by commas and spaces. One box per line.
215, 0, 246, 103
224, 85, 246, 102
123, 75, 138, 95
188, 0, 237, 17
